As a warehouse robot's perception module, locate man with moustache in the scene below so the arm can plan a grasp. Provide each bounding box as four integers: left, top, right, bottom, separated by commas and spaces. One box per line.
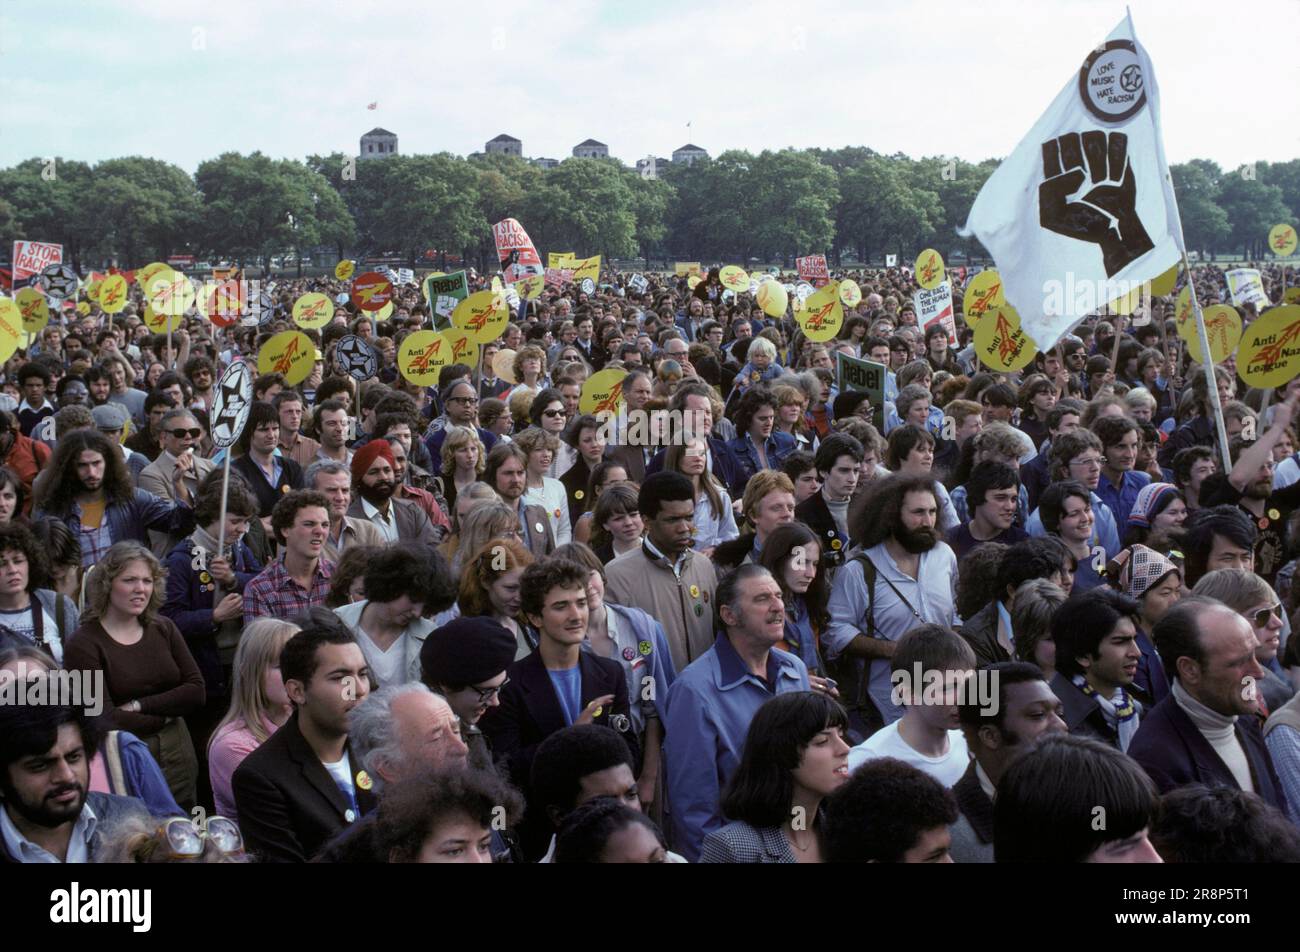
825, 474, 959, 730
0, 699, 149, 863
345, 440, 437, 547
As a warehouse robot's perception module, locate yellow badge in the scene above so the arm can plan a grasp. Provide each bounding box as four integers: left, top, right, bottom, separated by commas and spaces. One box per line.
199, 571, 211, 584
1269, 508, 1281, 521
689, 584, 700, 598
592, 706, 603, 719
574, 490, 584, 500
831, 538, 842, 550
356, 770, 373, 791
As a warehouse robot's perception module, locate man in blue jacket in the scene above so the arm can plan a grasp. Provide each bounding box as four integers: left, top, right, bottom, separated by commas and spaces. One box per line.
664, 564, 809, 861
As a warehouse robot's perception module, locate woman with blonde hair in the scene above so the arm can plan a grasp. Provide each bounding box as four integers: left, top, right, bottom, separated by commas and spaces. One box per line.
64, 541, 205, 809
449, 501, 521, 577
1192, 569, 1296, 714
771, 382, 812, 451
457, 537, 535, 659
508, 345, 548, 401
515, 426, 572, 545
207, 618, 299, 818
439, 425, 487, 513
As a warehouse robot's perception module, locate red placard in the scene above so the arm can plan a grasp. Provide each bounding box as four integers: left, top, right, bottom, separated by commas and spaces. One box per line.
350, 271, 393, 312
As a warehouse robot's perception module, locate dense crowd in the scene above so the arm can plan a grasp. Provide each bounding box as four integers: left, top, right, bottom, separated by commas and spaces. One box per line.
3, 258, 1300, 864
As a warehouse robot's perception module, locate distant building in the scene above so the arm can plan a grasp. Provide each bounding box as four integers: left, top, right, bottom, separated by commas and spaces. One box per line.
360, 128, 398, 160
531, 157, 560, 170
673, 144, 708, 166
636, 155, 673, 179
572, 138, 609, 159
486, 133, 522, 157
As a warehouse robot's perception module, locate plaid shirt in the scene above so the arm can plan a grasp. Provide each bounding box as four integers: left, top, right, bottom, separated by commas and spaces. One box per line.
242, 557, 335, 625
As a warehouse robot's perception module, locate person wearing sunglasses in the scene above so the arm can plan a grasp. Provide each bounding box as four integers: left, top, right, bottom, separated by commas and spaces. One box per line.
138, 408, 214, 558
99, 814, 247, 864
1192, 569, 1295, 716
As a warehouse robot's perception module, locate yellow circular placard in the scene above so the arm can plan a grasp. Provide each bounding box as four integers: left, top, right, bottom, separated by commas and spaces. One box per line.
796, 282, 844, 343
335, 260, 356, 281
374, 300, 394, 322
398, 330, 479, 386
839, 279, 863, 307
1286, 287, 1300, 306
580, 368, 628, 416
0, 299, 25, 363
1269, 223, 1298, 258
257, 331, 317, 385
686, 275, 702, 291
1184, 305, 1242, 365
292, 292, 334, 330
136, 262, 169, 288
756, 280, 788, 318
1174, 286, 1196, 343
84, 279, 102, 302
1149, 264, 1178, 298
1238, 305, 1300, 388
452, 290, 508, 344
77, 301, 91, 316
146, 268, 195, 316
973, 305, 1037, 372
99, 275, 130, 314
15, 287, 50, 334
962, 270, 1004, 328
143, 303, 182, 334
719, 266, 749, 293
915, 249, 945, 290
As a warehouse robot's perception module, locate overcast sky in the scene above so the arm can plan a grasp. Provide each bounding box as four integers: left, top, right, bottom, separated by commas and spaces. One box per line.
1, 0, 1296, 173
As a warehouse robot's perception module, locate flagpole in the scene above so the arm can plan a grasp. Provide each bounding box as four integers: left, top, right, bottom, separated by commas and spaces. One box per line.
1180, 254, 1233, 468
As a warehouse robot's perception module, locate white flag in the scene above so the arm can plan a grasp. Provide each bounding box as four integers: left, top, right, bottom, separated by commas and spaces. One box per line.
960, 13, 1183, 352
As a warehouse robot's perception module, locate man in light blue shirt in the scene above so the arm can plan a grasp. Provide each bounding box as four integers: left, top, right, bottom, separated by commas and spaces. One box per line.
664, 564, 809, 861
825, 474, 959, 728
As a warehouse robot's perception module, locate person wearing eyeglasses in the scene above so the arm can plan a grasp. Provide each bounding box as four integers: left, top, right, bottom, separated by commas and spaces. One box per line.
422, 378, 497, 480
1192, 569, 1295, 716
98, 813, 247, 863
420, 616, 518, 773
1024, 430, 1122, 560
137, 408, 215, 558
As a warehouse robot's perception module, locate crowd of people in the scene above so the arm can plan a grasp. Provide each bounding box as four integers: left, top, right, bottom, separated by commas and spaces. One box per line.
3, 257, 1300, 865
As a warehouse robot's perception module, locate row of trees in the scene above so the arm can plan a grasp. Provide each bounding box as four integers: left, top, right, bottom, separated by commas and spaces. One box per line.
1, 149, 1296, 273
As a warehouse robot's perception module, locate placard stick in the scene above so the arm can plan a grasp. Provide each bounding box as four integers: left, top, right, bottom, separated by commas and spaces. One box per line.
1182, 252, 1233, 468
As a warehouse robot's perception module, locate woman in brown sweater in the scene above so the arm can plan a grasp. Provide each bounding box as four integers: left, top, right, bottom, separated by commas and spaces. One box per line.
65, 541, 205, 809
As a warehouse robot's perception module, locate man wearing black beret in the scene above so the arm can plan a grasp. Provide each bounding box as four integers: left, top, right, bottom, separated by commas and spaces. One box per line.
420, 616, 518, 772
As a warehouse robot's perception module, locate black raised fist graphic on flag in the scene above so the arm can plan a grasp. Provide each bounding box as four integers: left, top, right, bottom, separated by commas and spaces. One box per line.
1039, 130, 1153, 277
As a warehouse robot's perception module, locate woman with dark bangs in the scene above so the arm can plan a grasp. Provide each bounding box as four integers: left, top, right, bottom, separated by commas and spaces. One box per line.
700, 692, 850, 864
758, 521, 830, 680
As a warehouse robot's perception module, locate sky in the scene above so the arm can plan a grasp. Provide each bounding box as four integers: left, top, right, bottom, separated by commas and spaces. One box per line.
1, 0, 1296, 174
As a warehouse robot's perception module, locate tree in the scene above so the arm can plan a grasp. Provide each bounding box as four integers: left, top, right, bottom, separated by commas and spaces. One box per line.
195, 152, 305, 267
86, 157, 202, 267
525, 158, 636, 260
1170, 160, 1229, 258
0, 158, 98, 270
1217, 170, 1291, 258
747, 150, 839, 266
625, 171, 674, 268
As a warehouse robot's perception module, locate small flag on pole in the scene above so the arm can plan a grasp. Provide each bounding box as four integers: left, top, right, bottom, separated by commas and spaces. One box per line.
959, 12, 1183, 353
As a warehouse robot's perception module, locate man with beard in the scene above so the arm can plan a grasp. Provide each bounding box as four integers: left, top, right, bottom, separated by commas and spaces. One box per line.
485, 442, 555, 559
825, 473, 959, 730
1201, 393, 1300, 587
233, 621, 375, 863
0, 699, 149, 862
345, 441, 437, 547
306, 459, 385, 563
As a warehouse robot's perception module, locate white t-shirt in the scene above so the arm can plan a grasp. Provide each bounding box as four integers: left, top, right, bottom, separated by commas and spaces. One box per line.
356, 628, 409, 689
847, 720, 970, 788
321, 751, 357, 814
524, 477, 572, 545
